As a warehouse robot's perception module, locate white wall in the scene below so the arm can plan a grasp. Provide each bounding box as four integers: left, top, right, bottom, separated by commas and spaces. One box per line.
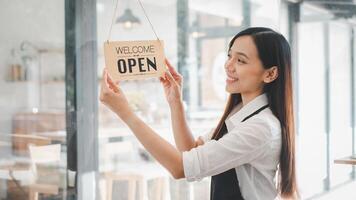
0, 0, 65, 134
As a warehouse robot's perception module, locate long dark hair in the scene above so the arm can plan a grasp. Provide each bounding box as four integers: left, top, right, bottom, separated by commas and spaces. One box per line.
211, 27, 298, 198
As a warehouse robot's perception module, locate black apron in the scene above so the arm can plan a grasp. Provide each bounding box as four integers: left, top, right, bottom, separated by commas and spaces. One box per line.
210, 104, 269, 200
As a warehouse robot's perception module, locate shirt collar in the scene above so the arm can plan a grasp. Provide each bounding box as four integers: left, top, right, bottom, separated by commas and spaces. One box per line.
226, 93, 269, 128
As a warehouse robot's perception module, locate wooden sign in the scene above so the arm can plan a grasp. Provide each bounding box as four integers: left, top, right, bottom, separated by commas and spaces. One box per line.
104, 40, 165, 80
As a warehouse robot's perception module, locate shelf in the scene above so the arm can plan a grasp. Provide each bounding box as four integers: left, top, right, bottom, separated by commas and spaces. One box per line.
334, 156, 356, 165
4, 80, 65, 84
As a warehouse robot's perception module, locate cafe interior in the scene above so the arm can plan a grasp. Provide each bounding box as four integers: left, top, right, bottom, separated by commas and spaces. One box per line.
0, 0, 356, 199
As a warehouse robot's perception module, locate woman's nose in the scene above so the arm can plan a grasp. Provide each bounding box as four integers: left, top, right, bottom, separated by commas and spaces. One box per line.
225, 60, 235, 73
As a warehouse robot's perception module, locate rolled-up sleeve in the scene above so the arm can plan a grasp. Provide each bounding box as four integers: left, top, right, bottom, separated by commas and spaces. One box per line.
182, 117, 272, 182
198, 128, 214, 143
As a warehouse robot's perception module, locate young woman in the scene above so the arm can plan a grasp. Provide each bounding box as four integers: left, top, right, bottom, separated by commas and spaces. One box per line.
100, 27, 298, 199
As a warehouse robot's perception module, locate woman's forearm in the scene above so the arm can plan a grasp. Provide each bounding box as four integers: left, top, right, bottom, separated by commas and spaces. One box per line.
169, 101, 196, 152
119, 111, 185, 179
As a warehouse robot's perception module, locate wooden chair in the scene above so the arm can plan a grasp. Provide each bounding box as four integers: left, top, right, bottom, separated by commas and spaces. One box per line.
101, 141, 169, 200
27, 144, 61, 200
0, 143, 61, 200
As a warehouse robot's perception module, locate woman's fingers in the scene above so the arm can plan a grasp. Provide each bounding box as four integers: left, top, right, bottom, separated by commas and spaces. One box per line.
159, 75, 171, 88
165, 71, 178, 86
102, 68, 120, 93
101, 69, 110, 91
159, 77, 166, 84
165, 59, 181, 78
165, 58, 173, 69
107, 76, 120, 93
100, 69, 112, 103
165, 60, 177, 76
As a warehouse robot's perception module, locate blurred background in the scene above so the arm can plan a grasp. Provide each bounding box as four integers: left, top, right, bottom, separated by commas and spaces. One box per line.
0, 0, 355, 199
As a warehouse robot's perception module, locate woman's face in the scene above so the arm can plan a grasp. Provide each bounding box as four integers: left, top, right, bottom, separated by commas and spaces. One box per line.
224, 35, 267, 94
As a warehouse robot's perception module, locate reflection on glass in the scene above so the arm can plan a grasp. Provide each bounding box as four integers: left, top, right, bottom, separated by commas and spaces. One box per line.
0, 1, 67, 199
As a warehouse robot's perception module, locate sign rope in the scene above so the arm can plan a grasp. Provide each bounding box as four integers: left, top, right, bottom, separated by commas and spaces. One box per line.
107, 0, 160, 42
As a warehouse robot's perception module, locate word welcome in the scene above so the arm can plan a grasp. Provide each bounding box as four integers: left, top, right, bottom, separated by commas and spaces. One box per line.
115, 45, 155, 55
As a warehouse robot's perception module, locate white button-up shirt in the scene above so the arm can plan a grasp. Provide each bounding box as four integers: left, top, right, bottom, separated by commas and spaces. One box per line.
182, 93, 282, 200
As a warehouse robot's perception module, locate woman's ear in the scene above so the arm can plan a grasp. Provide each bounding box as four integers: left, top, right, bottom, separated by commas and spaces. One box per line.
263, 66, 278, 83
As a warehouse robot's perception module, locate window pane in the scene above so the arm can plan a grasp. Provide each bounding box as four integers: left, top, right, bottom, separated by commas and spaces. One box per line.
97, 0, 179, 199
329, 22, 353, 187
297, 22, 327, 198
0, 1, 68, 199
96, 0, 289, 199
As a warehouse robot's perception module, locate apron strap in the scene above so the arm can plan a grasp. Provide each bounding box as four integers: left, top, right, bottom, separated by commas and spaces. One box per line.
210, 104, 270, 200
241, 104, 269, 122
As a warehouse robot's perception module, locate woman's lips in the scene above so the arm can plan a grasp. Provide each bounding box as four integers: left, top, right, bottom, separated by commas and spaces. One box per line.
226, 75, 238, 84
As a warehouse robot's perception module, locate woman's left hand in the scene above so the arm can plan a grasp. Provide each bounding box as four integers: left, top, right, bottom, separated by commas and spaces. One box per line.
100, 68, 133, 120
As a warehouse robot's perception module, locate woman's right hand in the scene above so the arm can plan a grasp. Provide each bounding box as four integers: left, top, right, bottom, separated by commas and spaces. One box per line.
160, 59, 183, 105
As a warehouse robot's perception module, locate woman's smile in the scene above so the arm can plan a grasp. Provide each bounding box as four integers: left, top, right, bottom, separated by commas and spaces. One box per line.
226, 74, 239, 84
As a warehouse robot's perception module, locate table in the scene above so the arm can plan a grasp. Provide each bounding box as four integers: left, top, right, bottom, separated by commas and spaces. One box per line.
334, 156, 356, 165
12, 112, 65, 154
0, 161, 60, 200
32, 128, 134, 143
0, 162, 30, 171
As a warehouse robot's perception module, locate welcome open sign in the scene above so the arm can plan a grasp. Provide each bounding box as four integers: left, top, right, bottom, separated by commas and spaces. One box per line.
104, 40, 165, 80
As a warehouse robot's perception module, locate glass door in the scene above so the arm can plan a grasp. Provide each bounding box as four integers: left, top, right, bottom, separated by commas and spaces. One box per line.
0, 1, 68, 199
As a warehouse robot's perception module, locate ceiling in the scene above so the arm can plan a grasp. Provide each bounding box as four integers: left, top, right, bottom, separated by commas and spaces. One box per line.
304, 0, 356, 19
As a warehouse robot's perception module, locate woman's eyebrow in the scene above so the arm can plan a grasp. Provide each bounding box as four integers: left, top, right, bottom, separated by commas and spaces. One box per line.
230, 49, 249, 59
